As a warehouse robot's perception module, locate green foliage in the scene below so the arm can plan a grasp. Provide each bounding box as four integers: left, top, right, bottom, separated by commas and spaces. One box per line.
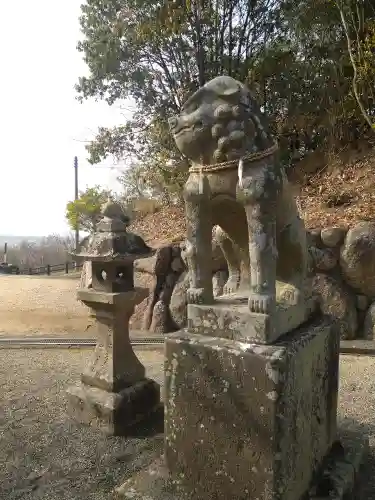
331, 0, 375, 131
76, 0, 375, 197
65, 186, 113, 233
76, 0, 282, 196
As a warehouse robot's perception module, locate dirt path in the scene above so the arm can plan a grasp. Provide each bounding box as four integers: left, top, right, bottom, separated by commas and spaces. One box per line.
0, 274, 153, 336
0, 275, 88, 335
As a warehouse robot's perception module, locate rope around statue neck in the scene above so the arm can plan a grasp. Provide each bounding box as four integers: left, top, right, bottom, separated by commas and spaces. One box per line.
188, 141, 279, 174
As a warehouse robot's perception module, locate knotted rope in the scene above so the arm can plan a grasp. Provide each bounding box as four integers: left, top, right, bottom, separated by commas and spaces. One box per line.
188, 141, 279, 174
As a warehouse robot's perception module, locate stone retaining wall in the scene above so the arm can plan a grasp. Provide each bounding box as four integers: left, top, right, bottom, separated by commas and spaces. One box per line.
308, 221, 375, 339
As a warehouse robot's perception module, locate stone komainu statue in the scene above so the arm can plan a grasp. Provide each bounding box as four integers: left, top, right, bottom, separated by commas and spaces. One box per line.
168, 76, 309, 315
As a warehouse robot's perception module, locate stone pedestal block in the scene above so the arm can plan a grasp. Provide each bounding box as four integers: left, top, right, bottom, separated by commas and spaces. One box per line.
114, 428, 369, 499
188, 290, 316, 344
164, 318, 339, 500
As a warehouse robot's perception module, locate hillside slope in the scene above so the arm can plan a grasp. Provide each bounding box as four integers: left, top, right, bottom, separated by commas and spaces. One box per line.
296, 149, 375, 229
130, 148, 375, 246
129, 205, 186, 247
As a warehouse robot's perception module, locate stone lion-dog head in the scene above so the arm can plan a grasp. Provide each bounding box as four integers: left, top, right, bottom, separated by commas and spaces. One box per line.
168, 75, 273, 167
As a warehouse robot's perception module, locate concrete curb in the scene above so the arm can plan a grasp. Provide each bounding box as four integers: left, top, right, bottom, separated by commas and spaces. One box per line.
0, 336, 164, 349
1, 336, 375, 356
340, 340, 375, 356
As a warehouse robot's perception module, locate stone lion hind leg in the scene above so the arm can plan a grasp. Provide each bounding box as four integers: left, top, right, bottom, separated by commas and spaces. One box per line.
184, 176, 214, 305
213, 226, 241, 295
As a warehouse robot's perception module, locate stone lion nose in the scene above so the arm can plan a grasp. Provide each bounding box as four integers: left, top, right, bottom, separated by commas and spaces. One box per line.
168, 116, 178, 129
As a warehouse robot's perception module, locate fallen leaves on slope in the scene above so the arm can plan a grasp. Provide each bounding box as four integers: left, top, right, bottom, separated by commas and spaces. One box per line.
129, 205, 185, 248
129, 149, 375, 247
298, 150, 375, 229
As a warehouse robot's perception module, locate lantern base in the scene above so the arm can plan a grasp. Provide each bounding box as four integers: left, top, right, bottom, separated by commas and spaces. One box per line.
66, 378, 160, 436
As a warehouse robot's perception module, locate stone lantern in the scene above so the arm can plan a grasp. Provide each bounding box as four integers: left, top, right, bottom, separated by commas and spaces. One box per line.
66, 200, 160, 435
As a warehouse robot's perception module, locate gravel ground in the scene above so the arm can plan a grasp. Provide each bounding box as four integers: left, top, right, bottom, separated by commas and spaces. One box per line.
336, 355, 375, 499
0, 348, 164, 500
0, 273, 153, 336
1, 350, 375, 499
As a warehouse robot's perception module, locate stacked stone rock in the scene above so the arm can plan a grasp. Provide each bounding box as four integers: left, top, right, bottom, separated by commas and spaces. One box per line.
141, 244, 185, 334
309, 221, 375, 340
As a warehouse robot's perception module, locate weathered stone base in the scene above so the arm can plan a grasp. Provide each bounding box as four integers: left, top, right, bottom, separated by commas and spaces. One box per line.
113, 428, 368, 499
187, 292, 317, 344
66, 378, 160, 436
164, 319, 339, 499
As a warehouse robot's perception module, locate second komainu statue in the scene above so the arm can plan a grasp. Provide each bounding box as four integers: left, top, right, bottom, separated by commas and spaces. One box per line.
168, 76, 312, 329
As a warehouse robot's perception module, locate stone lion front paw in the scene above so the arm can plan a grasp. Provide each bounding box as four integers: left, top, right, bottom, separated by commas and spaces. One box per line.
248, 293, 276, 314
223, 274, 240, 295
187, 288, 207, 305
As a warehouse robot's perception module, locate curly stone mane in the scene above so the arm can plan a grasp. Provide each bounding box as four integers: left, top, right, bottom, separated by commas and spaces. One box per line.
170, 76, 275, 167
209, 97, 271, 163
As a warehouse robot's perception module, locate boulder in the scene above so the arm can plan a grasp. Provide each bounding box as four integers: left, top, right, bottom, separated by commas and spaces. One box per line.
363, 302, 375, 339
153, 246, 174, 275
340, 222, 375, 298
149, 300, 169, 334
312, 273, 358, 340
80, 261, 92, 288
170, 271, 190, 330
308, 246, 337, 272
134, 255, 156, 275
306, 228, 322, 247
320, 226, 347, 248
141, 245, 185, 333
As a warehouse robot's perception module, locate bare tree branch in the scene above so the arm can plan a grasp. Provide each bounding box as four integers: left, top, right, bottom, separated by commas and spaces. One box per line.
335, 0, 374, 131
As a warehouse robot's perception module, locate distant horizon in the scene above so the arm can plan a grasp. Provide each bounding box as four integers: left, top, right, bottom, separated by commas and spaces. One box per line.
0, 232, 74, 237
0, 233, 77, 245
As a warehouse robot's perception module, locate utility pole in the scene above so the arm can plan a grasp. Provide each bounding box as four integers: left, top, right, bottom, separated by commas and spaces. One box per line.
74, 156, 79, 252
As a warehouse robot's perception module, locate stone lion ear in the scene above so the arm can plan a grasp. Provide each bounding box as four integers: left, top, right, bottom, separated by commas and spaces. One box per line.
218, 86, 241, 97
208, 76, 241, 97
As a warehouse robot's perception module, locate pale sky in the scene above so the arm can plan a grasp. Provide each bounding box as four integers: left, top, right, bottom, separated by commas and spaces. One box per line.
0, 1, 130, 236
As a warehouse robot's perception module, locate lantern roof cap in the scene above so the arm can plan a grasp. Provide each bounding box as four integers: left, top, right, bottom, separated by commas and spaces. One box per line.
72, 200, 154, 262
